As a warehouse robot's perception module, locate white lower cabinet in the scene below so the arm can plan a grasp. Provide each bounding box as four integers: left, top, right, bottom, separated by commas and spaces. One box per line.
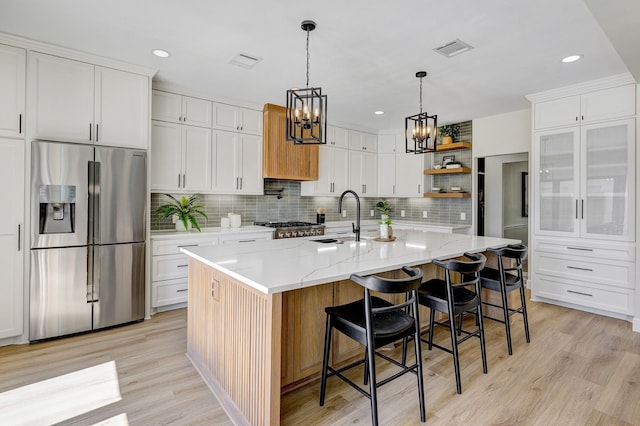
151, 230, 273, 310
533, 238, 636, 316
218, 231, 273, 244
151, 235, 218, 309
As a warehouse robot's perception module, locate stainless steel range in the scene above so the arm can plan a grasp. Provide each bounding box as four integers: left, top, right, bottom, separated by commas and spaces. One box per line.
256, 221, 325, 239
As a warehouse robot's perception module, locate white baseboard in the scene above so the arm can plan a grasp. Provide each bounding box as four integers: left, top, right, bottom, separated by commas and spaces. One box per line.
633, 317, 640, 333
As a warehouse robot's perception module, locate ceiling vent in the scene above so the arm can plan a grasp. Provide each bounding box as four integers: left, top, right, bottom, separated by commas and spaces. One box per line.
433, 39, 474, 58
230, 53, 262, 69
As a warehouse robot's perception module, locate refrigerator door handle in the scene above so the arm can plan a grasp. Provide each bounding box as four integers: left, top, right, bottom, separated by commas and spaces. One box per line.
87, 245, 97, 303
92, 161, 101, 244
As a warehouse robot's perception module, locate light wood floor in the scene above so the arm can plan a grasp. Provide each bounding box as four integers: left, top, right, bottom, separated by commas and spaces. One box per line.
0, 310, 232, 425
1, 297, 639, 425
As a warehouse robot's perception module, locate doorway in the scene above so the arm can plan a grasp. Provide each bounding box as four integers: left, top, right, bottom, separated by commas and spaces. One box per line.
477, 153, 529, 273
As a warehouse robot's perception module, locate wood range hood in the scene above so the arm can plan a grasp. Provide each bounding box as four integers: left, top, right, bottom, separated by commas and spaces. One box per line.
262, 103, 319, 181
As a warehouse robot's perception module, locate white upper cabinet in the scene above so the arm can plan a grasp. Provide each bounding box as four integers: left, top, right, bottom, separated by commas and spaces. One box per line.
30, 52, 149, 148
0, 44, 25, 139
534, 127, 580, 237
150, 121, 212, 192
326, 125, 349, 149
395, 152, 424, 197
377, 133, 424, 198
348, 130, 377, 152
152, 90, 212, 128
533, 119, 635, 241
377, 134, 397, 154
534, 84, 635, 130
30, 53, 94, 143
94, 67, 149, 148
377, 153, 396, 196
349, 151, 377, 196
211, 130, 263, 194
580, 119, 635, 241
212, 102, 262, 135
301, 145, 349, 196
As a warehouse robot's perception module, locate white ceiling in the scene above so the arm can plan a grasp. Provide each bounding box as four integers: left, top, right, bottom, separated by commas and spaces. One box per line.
0, 0, 636, 131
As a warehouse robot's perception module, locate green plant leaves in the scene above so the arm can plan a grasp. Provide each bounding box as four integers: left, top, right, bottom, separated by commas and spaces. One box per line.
155, 193, 208, 232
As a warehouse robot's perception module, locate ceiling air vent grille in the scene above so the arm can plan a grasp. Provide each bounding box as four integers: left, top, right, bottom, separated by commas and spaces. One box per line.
433, 39, 474, 58
230, 53, 262, 69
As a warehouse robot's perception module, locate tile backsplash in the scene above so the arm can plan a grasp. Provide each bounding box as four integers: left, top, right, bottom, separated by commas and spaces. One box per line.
151, 120, 473, 230
151, 180, 472, 230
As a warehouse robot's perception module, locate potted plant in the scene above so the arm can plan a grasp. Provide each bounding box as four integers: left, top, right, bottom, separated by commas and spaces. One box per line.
375, 200, 392, 221
155, 193, 208, 232
438, 124, 460, 145
375, 200, 393, 239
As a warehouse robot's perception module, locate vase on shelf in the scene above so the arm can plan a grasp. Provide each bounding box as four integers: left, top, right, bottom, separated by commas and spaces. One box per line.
175, 219, 192, 231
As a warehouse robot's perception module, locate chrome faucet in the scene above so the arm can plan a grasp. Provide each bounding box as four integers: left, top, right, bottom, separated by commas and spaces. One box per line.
338, 190, 361, 242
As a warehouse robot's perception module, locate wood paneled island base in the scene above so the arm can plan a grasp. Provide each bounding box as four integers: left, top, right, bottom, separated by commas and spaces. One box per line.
187, 259, 282, 426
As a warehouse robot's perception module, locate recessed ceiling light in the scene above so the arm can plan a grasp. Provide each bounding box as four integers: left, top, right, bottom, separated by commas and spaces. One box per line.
561, 55, 583, 63
374, 111, 384, 115
153, 49, 171, 58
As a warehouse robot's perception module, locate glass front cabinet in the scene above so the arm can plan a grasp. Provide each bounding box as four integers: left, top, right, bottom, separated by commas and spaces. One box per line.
534, 118, 635, 241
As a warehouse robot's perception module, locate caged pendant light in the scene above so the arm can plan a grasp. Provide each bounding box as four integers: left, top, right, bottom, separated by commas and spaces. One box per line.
405, 71, 437, 154
286, 20, 327, 145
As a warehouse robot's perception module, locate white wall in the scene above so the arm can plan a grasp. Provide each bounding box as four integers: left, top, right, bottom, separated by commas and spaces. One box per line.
472, 109, 531, 158
484, 153, 528, 239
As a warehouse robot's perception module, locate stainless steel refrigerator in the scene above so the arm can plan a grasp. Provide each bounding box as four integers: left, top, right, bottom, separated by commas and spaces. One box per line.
30, 140, 146, 341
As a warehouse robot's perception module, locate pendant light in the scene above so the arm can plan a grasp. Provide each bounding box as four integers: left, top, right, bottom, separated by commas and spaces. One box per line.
286, 20, 327, 145
405, 71, 437, 154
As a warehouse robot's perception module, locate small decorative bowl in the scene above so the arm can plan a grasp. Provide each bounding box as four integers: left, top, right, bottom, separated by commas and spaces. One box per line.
433, 165, 442, 170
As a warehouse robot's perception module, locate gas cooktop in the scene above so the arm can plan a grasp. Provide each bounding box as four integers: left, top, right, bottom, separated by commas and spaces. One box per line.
255, 221, 325, 239
255, 221, 319, 228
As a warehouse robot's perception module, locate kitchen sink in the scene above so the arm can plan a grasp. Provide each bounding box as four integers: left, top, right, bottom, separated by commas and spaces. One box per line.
310, 238, 340, 243
311, 236, 365, 244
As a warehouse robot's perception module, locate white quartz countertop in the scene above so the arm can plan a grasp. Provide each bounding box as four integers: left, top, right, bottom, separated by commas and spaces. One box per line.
181, 229, 518, 294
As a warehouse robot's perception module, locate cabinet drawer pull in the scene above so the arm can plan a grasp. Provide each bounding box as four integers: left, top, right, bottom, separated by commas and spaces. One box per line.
176, 289, 188, 293
238, 239, 255, 243
177, 264, 188, 268
19, 114, 22, 134
567, 289, 593, 297
567, 246, 593, 252
178, 244, 198, 248
567, 266, 593, 272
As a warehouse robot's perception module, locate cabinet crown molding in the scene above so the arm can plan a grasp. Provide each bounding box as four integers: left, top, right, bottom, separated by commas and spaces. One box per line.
0, 31, 156, 77
526, 73, 635, 103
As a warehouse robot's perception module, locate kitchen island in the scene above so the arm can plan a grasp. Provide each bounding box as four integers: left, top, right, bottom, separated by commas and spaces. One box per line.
181, 230, 518, 426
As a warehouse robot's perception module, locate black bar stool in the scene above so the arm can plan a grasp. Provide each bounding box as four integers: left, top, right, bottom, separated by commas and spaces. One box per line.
319, 266, 426, 425
479, 244, 530, 355
416, 252, 487, 395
